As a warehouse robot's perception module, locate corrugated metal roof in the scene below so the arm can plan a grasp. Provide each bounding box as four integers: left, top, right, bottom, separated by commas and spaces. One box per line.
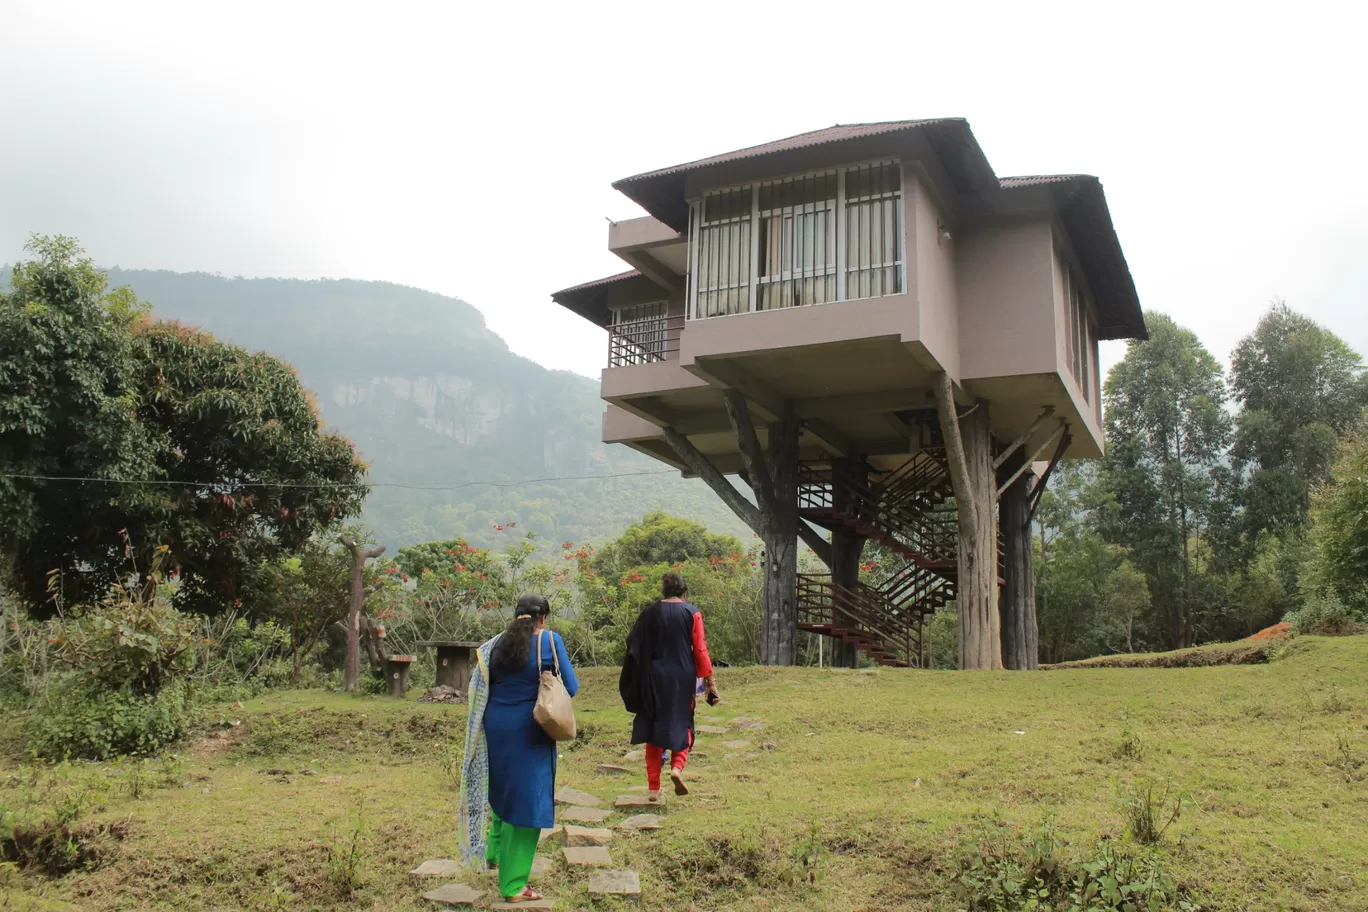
614, 119, 960, 185
551, 269, 640, 299
999, 174, 1093, 189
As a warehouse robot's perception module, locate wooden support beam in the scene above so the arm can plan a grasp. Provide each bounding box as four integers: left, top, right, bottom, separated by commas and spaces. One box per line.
724, 390, 779, 515
796, 389, 930, 419
1027, 428, 1072, 521
660, 427, 762, 535
996, 421, 1067, 500
695, 359, 854, 457
992, 406, 1056, 471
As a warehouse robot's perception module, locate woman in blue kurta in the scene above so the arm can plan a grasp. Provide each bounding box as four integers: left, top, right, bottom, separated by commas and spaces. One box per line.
464, 593, 578, 903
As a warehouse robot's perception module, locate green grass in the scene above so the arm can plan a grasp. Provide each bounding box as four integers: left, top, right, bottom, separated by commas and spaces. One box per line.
3, 636, 1367, 911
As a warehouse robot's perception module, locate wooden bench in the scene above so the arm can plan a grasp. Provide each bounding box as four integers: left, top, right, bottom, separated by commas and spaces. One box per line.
416, 640, 483, 693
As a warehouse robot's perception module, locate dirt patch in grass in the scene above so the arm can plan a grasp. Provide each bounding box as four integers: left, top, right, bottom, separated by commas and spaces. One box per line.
1, 818, 130, 876
1246, 621, 1293, 641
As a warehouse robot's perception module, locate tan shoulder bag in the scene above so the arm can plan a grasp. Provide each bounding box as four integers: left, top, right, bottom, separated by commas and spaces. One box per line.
532, 629, 576, 741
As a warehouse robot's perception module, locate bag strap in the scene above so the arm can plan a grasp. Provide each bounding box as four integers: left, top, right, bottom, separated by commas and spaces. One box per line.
536, 627, 560, 676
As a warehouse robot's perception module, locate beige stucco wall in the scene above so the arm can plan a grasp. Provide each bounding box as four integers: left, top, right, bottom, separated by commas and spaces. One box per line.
956, 215, 1057, 380
1050, 239, 1105, 444
911, 173, 960, 381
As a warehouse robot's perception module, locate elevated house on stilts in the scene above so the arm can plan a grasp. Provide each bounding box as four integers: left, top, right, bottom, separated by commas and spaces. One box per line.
552, 120, 1147, 670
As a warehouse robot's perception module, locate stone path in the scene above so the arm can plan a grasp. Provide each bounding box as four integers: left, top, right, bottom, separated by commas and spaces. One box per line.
412, 716, 768, 907
559, 806, 612, 824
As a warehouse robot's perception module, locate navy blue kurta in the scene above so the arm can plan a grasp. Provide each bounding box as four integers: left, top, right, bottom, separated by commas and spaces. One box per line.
483, 631, 578, 830
629, 600, 700, 753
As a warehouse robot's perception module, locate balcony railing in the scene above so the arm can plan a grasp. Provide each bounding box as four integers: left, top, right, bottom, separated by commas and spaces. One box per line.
607, 314, 683, 367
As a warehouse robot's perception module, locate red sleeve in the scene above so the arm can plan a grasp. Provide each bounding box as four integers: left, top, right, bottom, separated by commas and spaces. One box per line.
691, 611, 714, 678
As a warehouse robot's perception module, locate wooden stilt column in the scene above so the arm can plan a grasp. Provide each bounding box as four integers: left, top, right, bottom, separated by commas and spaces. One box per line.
828, 459, 868, 668
998, 448, 1039, 670
932, 373, 1003, 670
660, 393, 817, 666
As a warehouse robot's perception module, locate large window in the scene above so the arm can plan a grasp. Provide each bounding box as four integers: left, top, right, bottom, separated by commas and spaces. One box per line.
688, 162, 903, 319
1062, 264, 1092, 403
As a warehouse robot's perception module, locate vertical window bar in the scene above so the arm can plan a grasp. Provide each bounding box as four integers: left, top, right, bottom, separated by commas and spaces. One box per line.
835, 168, 846, 302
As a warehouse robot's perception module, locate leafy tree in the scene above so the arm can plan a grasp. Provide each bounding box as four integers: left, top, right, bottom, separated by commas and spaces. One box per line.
1305, 418, 1368, 611
245, 538, 351, 681
1102, 313, 1231, 648
1229, 302, 1367, 536
1, 236, 369, 615
591, 511, 744, 580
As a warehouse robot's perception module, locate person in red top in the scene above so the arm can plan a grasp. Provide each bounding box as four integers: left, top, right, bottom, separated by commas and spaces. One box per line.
621, 572, 721, 800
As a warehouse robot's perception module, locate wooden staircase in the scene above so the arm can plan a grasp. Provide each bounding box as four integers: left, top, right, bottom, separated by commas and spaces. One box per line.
795, 410, 1006, 668
796, 451, 959, 668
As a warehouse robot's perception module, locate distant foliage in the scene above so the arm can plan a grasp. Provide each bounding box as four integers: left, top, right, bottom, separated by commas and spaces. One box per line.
591, 511, 744, 579
1304, 419, 1368, 614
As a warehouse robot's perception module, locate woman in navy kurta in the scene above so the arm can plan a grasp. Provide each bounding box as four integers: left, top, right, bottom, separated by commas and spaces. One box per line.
622, 572, 720, 801
482, 593, 578, 902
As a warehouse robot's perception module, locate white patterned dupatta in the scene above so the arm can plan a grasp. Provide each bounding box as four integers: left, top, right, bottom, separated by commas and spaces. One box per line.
458, 635, 499, 868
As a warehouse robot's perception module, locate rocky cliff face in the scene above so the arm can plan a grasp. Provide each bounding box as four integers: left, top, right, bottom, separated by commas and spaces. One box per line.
94, 268, 747, 548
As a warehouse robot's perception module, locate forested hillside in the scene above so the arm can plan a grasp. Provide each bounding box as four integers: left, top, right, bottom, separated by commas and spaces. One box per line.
93, 269, 750, 549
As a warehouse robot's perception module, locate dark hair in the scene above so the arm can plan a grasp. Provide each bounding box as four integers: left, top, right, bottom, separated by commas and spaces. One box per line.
490, 593, 551, 674
661, 572, 687, 598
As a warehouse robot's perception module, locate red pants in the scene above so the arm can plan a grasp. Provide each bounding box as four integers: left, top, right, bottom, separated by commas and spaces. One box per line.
645, 731, 693, 790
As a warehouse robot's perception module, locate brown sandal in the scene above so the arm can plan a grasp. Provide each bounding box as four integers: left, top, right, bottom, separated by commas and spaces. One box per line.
670, 769, 690, 796
504, 886, 544, 903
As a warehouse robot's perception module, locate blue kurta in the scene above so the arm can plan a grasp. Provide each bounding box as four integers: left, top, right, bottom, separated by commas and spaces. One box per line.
483, 631, 578, 830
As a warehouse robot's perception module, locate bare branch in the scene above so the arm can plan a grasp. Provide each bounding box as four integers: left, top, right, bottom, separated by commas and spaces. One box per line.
723, 390, 778, 515
661, 426, 762, 535
798, 522, 832, 568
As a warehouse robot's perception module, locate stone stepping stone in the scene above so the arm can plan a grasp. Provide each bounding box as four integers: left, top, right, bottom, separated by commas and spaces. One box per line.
410, 859, 461, 877
563, 845, 613, 867
563, 825, 614, 847
696, 725, 729, 734
554, 786, 603, 808
489, 900, 555, 911
421, 881, 486, 905
560, 806, 612, 824
538, 828, 557, 844
622, 749, 645, 761
596, 763, 632, 774
617, 814, 663, 831
589, 869, 642, 897
721, 740, 752, 749
615, 794, 663, 809
531, 856, 553, 878
730, 717, 768, 731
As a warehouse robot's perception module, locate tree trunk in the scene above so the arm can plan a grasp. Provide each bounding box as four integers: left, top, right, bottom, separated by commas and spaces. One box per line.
932, 373, 1002, 670
829, 459, 867, 668
999, 449, 1038, 670
760, 414, 800, 665
339, 536, 385, 692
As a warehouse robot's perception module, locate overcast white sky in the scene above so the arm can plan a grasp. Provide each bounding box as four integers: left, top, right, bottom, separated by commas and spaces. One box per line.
2, 0, 1365, 384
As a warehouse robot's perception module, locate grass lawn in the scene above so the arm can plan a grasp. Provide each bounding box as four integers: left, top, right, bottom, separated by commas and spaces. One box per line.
3, 635, 1366, 911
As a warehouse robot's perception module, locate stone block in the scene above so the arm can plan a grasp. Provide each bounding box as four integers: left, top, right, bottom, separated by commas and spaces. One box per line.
617, 814, 663, 831
554, 786, 603, 808
560, 806, 612, 824
410, 859, 461, 877
563, 825, 614, 847
420, 881, 485, 905
563, 846, 613, 867
589, 869, 642, 896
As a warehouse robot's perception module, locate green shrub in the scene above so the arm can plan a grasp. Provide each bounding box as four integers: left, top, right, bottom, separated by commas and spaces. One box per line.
25, 679, 195, 760
1286, 591, 1365, 636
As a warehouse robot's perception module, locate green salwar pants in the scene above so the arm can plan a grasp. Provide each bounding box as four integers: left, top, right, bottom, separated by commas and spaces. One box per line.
486, 810, 540, 899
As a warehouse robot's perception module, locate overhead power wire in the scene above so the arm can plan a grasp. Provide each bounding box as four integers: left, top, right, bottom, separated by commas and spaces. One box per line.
0, 469, 678, 492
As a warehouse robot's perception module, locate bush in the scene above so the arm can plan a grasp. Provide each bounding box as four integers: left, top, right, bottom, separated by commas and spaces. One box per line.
1286, 591, 1365, 636
25, 679, 195, 760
